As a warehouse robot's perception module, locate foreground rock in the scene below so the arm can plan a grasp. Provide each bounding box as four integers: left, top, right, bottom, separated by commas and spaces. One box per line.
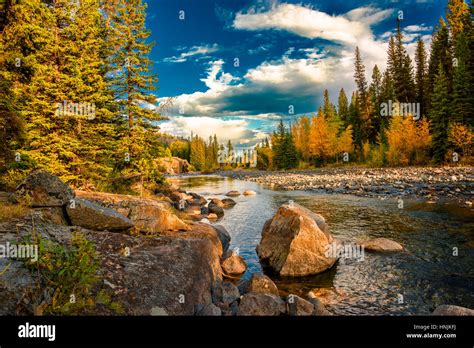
16, 171, 74, 207
213, 225, 231, 253
0, 219, 223, 315
237, 293, 286, 316
361, 238, 403, 252
287, 294, 314, 316
66, 198, 134, 231
238, 273, 279, 296
432, 305, 474, 316
221, 251, 247, 277
256, 203, 336, 277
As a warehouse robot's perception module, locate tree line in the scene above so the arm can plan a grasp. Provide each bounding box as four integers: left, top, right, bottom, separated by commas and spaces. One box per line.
259, 0, 473, 170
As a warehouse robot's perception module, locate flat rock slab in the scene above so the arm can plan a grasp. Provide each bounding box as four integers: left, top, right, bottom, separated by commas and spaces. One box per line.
66, 198, 134, 231
432, 305, 474, 316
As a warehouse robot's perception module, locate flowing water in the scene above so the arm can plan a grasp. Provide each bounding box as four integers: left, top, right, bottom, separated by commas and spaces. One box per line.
170, 175, 474, 315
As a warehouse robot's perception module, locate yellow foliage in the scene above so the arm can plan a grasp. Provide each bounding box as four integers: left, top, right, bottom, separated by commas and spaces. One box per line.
386, 116, 432, 166
448, 123, 473, 160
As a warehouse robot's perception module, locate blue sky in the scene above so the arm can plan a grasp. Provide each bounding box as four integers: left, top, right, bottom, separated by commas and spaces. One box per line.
146, 0, 446, 147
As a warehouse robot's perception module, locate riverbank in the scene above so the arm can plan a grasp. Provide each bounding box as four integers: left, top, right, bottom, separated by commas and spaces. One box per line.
215, 166, 474, 205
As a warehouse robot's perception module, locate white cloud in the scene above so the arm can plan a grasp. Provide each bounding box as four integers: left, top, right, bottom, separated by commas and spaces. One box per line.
163, 44, 220, 63
158, 116, 267, 147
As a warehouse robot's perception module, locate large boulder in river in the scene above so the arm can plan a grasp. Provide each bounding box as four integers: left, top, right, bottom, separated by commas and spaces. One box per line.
238, 273, 279, 296
237, 293, 286, 316
16, 171, 74, 207
432, 305, 474, 316
66, 198, 134, 231
361, 238, 403, 252
256, 203, 336, 277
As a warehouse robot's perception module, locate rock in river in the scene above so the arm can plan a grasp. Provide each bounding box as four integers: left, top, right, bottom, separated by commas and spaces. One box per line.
221, 251, 247, 277
361, 237, 403, 252
256, 202, 336, 277
226, 190, 240, 197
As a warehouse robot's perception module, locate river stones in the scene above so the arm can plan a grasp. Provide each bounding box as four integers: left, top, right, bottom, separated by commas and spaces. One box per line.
208, 202, 224, 217
243, 190, 256, 196
221, 251, 247, 277
361, 237, 403, 252
226, 190, 240, 197
221, 198, 236, 208
256, 202, 336, 277
209, 198, 224, 208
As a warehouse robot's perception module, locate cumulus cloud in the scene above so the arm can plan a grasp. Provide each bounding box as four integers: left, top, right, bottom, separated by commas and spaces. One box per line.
158, 116, 268, 147
163, 44, 220, 63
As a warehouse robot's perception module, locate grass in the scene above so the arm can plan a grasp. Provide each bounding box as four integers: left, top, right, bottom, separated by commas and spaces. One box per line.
0, 202, 28, 222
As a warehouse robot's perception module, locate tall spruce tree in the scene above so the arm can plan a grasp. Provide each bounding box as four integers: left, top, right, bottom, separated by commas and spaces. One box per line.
415, 37, 428, 117
430, 64, 450, 163
337, 88, 349, 128
353, 47, 373, 144
369, 65, 383, 141
427, 18, 453, 116
110, 0, 158, 130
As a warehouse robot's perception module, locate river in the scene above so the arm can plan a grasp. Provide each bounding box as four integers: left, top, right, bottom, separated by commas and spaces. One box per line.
170, 175, 474, 315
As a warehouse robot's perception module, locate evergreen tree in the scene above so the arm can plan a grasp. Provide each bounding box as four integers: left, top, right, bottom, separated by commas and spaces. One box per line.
415, 37, 428, 117
353, 47, 373, 144
430, 64, 451, 163
452, 31, 473, 126
393, 19, 416, 103
427, 18, 453, 116
110, 0, 158, 130
369, 65, 383, 141
337, 88, 349, 128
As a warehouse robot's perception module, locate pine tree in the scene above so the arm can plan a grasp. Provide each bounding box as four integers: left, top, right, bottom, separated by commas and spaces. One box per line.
415, 37, 428, 117
110, 0, 158, 131
369, 65, 382, 141
353, 47, 372, 144
393, 19, 416, 103
452, 31, 472, 126
430, 64, 450, 163
337, 88, 349, 128
428, 18, 453, 116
